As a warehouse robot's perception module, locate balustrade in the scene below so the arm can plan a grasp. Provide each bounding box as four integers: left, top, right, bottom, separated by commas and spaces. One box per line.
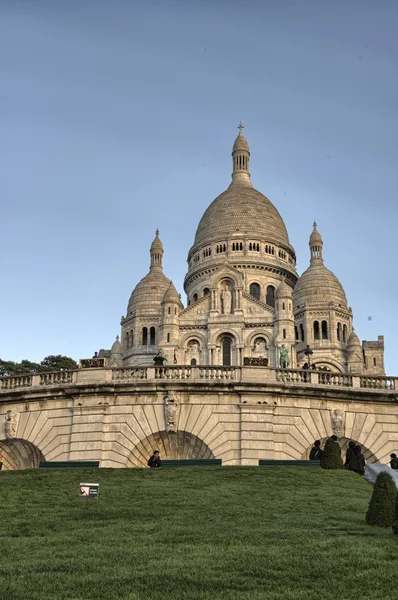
199, 367, 236, 380
318, 372, 352, 387
360, 376, 396, 390
276, 369, 310, 384
39, 371, 75, 386
0, 375, 32, 390
112, 368, 148, 382
155, 367, 191, 380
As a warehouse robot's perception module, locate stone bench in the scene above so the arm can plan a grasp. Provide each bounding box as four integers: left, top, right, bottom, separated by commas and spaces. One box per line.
259, 460, 321, 467
39, 461, 100, 469
160, 459, 222, 468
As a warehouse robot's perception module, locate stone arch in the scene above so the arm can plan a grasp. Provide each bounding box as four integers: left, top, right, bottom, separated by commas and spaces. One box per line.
301, 437, 379, 464
0, 439, 44, 470
246, 329, 273, 348
127, 431, 215, 467
211, 269, 242, 289
298, 357, 343, 372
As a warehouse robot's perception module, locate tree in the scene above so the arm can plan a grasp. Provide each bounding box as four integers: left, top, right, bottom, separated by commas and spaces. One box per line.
366, 472, 397, 527
0, 355, 78, 377
321, 437, 343, 469
39, 355, 78, 372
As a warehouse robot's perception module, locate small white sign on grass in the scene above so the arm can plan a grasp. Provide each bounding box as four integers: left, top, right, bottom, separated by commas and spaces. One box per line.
79, 482, 99, 499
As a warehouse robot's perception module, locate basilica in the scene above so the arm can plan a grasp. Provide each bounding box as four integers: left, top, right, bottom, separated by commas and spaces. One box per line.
103, 126, 385, 376
0, 126, 395, 471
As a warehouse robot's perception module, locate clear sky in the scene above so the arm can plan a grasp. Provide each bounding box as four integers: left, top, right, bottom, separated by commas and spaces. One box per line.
1, 0, 397, 373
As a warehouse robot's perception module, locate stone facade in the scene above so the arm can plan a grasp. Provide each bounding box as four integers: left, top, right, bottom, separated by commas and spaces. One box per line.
0, 126, 395, 470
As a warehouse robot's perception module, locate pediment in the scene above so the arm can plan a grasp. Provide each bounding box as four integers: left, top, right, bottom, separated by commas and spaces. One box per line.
209, 261, 244, 288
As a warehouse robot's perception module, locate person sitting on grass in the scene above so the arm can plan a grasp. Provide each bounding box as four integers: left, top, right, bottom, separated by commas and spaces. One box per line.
309, 440, 324, 461
344, 440, 356, 470
148, 450, 162, 468
390, 453, 398, 469
349, 445, 365, 476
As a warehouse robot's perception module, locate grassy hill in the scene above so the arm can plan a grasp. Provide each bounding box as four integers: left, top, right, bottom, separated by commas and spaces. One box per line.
0, 466, 396, 600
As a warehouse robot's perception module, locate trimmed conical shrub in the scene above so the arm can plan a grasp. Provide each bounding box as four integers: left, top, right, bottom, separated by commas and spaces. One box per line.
366, 472, 397, 527
392, 485, 398, 534
321, 438, 343, 469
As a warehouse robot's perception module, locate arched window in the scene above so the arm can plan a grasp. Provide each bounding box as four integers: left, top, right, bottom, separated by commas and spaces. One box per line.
321, 320, 328, 340
300, 324, 305, 342
342, 324, 347, 343
167, 333, 170, 343
203, 288, 210, 297
142, 327, 148, 345
373, 357, 377, 367
266, 285, 275, 307
295, 326, 299, 341
314, 321, 320, 340
337, 322, 342, 341
150, 327, 156, 345
249, 283, 260, 300
175, 307, 177, 315
190, 358, 197, 366
283, 328, 286, 339
222, 337, 232, 366
126, 332, 129, 348
130, 331, 134, 348
193, 293, 198, 302
168, 307, 171, 315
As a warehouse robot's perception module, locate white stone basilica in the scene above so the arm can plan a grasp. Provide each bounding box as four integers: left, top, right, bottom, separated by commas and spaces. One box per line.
1, 126, 395, 471
105, 126, 384, 376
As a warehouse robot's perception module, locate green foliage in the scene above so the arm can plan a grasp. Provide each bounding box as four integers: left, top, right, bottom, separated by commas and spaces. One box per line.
321, 437, 344, 469
393, 488, 398, 535
0, 355, 78, 377
0, 468, 396, 600
366, 471, 397, 527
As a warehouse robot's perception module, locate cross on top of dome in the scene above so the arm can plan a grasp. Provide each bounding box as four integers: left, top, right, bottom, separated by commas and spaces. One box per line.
237, 121, 244, 135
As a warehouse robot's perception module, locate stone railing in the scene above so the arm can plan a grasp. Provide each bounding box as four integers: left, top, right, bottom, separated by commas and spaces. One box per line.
112, 367, 148, 382
360, 376, 396, 390
199, 367, 237, 380
155, 366, 192, 380
0, 366, 397, 395
0, 375, 33, 391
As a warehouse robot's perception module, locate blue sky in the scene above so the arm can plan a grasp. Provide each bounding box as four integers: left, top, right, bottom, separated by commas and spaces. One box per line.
0, 0, 397, 373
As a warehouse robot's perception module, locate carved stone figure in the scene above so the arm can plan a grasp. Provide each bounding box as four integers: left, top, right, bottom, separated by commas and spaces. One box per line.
279, 345, 290, 368
254, 338, 266, 353
221, 286, 232, 314
164, 392, 180, 433
330, 408, 345, 438
5, 410, 19, 440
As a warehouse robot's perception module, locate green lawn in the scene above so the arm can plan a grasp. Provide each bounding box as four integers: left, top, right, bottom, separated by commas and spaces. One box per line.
0, 466, 396, 600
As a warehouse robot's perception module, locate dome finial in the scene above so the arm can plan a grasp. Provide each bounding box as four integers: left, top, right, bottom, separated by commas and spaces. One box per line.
309, 221, 323, 264
150, 230, 164, 271
231, 123, 252, 187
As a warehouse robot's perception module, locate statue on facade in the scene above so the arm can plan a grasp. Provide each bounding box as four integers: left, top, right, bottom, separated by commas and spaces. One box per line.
330, 408, 345, 438
164, 391, 180, 433
254, 338, 266, 353
221, 286, 232, 314
279, 345, 290, 368
5, 410, 19, 440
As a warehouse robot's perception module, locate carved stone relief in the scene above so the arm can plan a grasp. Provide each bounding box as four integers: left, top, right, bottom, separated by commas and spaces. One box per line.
164, 391, 180, 433
330, 408, 345, 437
5, 410, 19, 440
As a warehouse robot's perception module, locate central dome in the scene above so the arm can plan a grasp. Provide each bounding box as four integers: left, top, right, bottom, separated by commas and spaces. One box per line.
194, 180, 290, 247
192, 127, 291, 250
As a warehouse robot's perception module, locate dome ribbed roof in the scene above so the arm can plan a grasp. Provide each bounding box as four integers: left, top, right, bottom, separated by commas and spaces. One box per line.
233, 133, 250, 152
347, 329, 361, 348
111, 335, 122, 354
150, 229, 163, 251
276, 279, 293, 298
127, 271, 171, 314
293, 263, 347, 308
163, 282, 180, 303
194, 181, 290, 247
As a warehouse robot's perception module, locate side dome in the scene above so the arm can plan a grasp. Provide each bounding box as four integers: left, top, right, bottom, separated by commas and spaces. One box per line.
127, 231, 171, 315
127, 271, 171, 314
293, 263, 347, 308
293, 223, 347, 308
162, 281, 180, 304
